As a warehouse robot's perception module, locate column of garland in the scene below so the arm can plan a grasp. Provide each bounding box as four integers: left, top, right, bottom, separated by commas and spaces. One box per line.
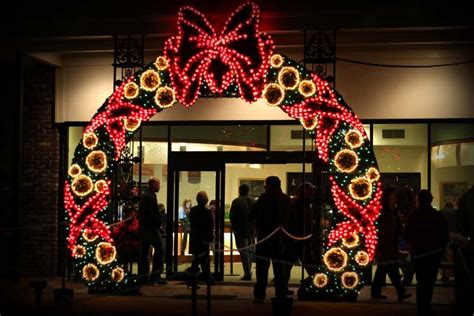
64, 2, 382, 297
261, 53, 382, 299
65, 57, 176, 292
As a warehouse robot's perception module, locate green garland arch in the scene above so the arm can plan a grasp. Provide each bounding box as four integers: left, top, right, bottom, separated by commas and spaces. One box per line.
64, 2, 382, 299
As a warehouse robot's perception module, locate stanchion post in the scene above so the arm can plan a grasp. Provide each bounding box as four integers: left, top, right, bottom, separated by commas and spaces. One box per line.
230, 228, 234, 275
207, 250, 212, 316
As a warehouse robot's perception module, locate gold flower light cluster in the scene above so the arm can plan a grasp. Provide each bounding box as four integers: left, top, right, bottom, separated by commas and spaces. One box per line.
334, 149, 359, 173
111, 267, 125, 282
155, 86, 176, 108
124, 118, 141, 131
122, 56, 177, 109
82, 229, 98, 243
355, 251, 370, 266
95, 242, 117, 265
83, 132, 98, 149
323, 247, 348, 272
263, 54, 317, 107
140, 69, 161, 91
339, 129, 379, 201
72, 175, 94, 197
342, 233, 360, 248
300, 117, 318, 131
341, 271, 359, 289
86, 150, 107, 173
313, 273, 328, 288
72, 245, 86, 258
349, 177, 373, 201
83, 263, 100, 282
345, 129, 364, 149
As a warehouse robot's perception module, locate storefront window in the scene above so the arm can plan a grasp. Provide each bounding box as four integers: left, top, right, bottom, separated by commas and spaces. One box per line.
270, 124, 313, 151
68, 126, 85, 165
131, 126, 168, 209
430, 123, 474, 210
373, 123, 428, 193
270, 124, 370, 151
171, 125, 266, 151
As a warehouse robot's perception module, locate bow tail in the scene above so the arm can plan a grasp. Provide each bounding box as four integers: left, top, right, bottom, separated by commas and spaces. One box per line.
327, 221, 362, 247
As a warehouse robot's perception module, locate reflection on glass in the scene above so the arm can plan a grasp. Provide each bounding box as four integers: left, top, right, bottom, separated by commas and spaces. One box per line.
438, 144, 457, 167
431, 123, 474, 209
460, 142, 474, 166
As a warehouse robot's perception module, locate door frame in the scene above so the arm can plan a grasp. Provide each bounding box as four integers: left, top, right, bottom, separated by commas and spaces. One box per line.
165, 151, 319, 280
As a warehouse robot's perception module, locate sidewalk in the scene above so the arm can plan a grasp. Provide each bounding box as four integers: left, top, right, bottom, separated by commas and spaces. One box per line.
0, 277, 456, 316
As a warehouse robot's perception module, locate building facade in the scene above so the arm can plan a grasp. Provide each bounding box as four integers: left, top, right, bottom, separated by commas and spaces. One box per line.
3, 1, 473, 278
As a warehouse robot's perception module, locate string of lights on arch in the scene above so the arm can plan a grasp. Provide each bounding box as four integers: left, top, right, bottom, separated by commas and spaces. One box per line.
65, 2, 382, 298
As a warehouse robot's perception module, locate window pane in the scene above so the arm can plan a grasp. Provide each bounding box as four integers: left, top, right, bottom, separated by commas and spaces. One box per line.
431, 123, 474, 209
68, 126, 85, 165
363, 124, 371, 141
270, 124, 370, 152
270, 124, 314, 151
131, 126, 168, 208
373, 123, 428, 194
171, 125, 266, 151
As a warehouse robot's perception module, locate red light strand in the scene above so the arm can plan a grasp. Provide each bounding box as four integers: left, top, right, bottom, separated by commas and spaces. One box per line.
164, 2, 274, 106
85, 79, 157, 160
64, 181, 113, 250
327, 176, 382, 260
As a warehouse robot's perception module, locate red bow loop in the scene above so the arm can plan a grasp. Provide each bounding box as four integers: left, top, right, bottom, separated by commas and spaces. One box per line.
165, 2, 274, 106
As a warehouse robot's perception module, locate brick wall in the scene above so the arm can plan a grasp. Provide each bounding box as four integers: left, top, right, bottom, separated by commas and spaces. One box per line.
19, 60, 59, 276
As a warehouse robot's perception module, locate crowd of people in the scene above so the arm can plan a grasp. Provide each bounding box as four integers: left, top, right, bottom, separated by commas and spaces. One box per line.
112, 175, 473, 316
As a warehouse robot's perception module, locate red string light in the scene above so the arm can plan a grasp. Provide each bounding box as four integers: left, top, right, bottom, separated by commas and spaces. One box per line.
283, 74, 366, 161
84, 80, 157, 160
64, 181, 113, 251
164, 2, 274, 106
327, 176, 382, 260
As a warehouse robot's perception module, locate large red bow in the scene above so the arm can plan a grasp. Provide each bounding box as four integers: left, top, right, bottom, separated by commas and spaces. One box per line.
165, 2, 274, 106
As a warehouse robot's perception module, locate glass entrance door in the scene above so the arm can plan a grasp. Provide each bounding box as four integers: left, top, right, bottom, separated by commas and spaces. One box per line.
166, 164, 225, 281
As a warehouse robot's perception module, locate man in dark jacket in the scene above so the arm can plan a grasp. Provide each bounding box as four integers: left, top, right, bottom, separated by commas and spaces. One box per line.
230, 184, 255, 280
405, 190, 449, 316
189, 191, 215, 284
251, 176, 292, 302
138, 178, 166, 285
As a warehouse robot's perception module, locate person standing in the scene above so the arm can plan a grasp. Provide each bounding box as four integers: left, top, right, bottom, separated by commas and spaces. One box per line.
189, 191, 216, 284
458, 185, 474, 239
287, 183, 318, 279
179, 198, 192, 255
252, 176, 292, 303
405, 190, 449, 316
230, 184, 255, 281
371, 186, 411, 301
138, 177, 167, 285
439, 201, 458, 282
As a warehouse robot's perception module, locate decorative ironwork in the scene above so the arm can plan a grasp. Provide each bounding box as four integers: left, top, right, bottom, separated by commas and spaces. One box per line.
111, 145, 139, 219
111, 35, 143, 231
113, 35, 145, 88
303, 30, 336, 81
113, 36, 144, 68
304, 31, 335, 64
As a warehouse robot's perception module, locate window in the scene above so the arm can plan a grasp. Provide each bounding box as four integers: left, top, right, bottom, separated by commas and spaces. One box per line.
430, 123, 474, 209
373, 123, 428, 193
171, 125, 266, 151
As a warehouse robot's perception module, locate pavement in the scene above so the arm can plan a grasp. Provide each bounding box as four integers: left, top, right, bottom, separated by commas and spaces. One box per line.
0, 276, 458, 316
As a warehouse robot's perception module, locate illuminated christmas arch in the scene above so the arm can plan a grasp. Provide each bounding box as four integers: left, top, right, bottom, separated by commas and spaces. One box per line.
65, 2, 382, 298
